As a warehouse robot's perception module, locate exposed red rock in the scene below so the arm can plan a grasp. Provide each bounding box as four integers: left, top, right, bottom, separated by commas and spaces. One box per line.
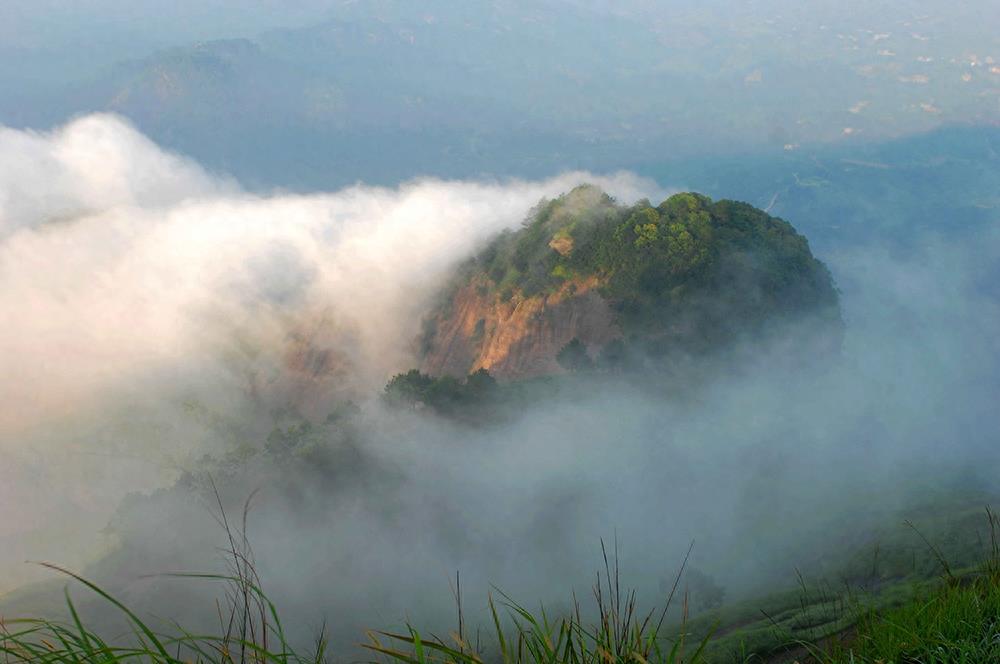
420, 275, 621, 380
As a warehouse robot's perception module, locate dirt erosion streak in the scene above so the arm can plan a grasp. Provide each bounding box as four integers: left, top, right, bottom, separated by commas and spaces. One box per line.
421, 275, 620, 379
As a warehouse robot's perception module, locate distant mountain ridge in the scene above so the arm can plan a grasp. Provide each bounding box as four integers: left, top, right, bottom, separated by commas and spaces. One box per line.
10, 1, 998, 190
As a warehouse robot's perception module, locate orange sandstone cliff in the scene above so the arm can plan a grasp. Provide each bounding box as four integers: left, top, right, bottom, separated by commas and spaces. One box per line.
420, 275, 620, 380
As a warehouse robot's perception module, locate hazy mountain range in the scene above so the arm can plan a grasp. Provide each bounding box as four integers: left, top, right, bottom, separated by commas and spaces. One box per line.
3, 0, 998, 190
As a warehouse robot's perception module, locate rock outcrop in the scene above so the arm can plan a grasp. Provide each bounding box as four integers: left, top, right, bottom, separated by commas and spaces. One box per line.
421, 275, 620, 379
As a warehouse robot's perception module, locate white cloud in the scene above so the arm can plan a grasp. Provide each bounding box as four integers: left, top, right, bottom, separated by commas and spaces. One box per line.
0, 114, 660, 589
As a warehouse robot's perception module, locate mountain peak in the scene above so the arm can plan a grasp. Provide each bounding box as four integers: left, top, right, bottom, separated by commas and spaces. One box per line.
419, 186, 841, 379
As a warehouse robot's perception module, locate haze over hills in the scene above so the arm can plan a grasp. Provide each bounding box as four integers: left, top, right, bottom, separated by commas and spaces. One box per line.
3, 0, 999, 189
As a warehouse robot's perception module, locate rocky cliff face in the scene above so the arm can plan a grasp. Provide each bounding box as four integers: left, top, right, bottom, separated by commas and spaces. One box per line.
420, 275, 620, 380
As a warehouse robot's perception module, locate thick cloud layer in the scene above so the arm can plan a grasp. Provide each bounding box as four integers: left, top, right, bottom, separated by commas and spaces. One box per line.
1, 115, 998, 655
0, 114, 660, 593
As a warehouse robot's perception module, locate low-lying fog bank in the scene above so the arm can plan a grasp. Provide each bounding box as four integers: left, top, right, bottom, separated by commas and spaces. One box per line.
1, 115, 998, 652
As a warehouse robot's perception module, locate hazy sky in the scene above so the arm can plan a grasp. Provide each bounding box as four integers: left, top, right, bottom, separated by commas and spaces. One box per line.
3, 0, 998, 188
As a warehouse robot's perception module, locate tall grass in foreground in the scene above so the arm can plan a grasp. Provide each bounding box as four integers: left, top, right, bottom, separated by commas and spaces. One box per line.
805, 507, 1000, 664
0, 563, 321, 664
0, 488, 326, 664
0, 489, 710, 664
0, 557, 710, 664
366, 541, 713, 664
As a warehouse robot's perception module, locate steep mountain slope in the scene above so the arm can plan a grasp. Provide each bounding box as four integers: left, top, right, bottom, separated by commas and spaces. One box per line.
420, 186, 840, 380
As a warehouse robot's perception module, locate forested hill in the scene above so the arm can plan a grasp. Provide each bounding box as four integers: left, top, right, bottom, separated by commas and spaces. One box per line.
416, 186, 841, 382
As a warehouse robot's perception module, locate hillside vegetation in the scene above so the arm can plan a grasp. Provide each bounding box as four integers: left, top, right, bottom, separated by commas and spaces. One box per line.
430, 186, 838, 362
398, 187, 841, 409
472, 187, 834, 319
